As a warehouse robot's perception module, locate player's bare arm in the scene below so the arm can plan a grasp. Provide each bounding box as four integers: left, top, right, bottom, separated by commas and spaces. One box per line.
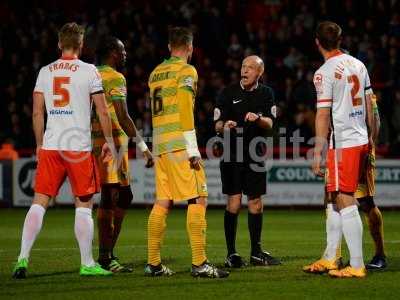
113, 99, 154, 167
365, 93, 375, 144
32, 92, 45, 158
313, 107, 330, 177
92, 93, 114, 162
366, 94, 381, 145
372, 100, 381, 144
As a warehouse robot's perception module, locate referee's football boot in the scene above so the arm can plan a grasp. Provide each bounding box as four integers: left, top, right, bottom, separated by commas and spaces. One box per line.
12, 258, 28, 279
191, 261, 230, 278
144, 263, 175, 277
365, 255, 387, 270
225, 253, 247, 268
250, 250, 281, 266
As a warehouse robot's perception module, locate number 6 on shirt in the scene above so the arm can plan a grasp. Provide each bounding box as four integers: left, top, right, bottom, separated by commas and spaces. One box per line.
53, 76, 70, 107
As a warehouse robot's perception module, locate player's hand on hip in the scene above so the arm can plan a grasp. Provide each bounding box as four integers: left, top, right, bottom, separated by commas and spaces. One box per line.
189, 156, 201, 170
245, 112, 259, 122
312, 154, 325, 177
144, 150, 154, 168
224, 120, 237, 129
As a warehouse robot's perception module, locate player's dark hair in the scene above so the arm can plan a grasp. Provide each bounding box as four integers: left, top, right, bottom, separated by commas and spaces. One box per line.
168, 26, 193, 49
58, 22, 85, 50
96, 36, 120, 63
316, 21, 342, 51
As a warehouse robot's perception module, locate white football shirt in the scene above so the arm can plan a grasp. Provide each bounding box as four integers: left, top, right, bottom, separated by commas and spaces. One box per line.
314, 51, 372, 148
34, 56, 103, 151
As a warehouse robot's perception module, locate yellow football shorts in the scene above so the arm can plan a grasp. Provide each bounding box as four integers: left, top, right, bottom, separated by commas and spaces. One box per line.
95, 144, 130, 187
155, 150, 208, 201
355, 146, 376, 198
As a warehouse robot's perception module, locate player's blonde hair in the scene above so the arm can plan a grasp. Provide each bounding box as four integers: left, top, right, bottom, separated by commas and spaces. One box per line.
168, 26, 193, 49
58, 22, 85, 50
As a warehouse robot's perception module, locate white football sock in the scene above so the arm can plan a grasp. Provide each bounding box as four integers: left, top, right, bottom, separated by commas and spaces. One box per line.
18, 204, 46, 261
341, 205, 364, 269
322, 203, 342, 261
74, 207, 95, 267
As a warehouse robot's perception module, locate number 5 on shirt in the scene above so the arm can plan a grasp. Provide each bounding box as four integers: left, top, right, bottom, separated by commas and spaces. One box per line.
53, 76, 70, 107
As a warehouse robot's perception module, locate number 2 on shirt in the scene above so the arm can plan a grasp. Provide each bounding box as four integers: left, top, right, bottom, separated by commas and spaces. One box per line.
347, 75, 362, 107
53, 77, 70, 107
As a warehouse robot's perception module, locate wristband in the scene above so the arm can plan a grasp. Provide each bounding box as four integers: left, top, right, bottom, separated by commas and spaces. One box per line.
137, 140, 149, 152
183, 129, 201, 158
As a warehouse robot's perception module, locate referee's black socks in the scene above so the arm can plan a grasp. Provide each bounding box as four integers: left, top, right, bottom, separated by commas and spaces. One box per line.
224, 210, 238, 255
248, 212, 263, 256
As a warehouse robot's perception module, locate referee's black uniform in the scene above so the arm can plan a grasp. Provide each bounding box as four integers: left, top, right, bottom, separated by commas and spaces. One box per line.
215, 82, 276, 196
215, 81, 280, 266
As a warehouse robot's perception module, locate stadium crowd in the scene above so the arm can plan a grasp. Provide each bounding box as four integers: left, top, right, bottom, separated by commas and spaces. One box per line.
0, 0, 399, 156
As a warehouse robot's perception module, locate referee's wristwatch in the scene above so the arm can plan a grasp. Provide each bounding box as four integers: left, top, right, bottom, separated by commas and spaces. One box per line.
256, 112, 263, 121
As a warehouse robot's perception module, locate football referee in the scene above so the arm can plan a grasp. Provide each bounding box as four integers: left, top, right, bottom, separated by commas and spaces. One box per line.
214, 55, 281, 268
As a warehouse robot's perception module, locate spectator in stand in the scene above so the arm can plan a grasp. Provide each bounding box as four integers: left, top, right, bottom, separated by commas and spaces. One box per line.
0, 0, 399, 156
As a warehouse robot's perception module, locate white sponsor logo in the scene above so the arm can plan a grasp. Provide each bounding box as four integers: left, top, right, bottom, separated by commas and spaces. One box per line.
233, 99, 242, 104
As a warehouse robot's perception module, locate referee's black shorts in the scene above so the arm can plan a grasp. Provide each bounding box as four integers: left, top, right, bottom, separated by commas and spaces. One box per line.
220, 160, 266, 197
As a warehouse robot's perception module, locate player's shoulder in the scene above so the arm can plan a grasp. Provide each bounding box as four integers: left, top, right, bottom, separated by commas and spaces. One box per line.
348, 54, 369, 73
149, 61, 168, 78
76, 59, 97, 71
178, 63, 198, 77
98, 65, 125, 81
38, 59, 60, 74
313, 62, 333, 85
315, 60, 331, 76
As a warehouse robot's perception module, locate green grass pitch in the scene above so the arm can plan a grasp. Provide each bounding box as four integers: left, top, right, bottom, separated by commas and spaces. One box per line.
1, 208, 400, 300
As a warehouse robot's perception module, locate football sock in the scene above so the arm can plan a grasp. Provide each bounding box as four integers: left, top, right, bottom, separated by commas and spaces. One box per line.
224, 210, 238, 255
335, 240, 342, 261
75, 207, 95, 267
340, 205, 364, 269
187, 204, 207, 266
322, 203, 342, 261
18, 204, 46, 261
248, 212, 263, 256
147, 204, 168, 266
366, 206, 385, 257
111, 207, 126, 254
97, 208, 113, 261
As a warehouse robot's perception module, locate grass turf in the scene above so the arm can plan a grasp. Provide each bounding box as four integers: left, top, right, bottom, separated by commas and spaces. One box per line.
1, 208, 400, 300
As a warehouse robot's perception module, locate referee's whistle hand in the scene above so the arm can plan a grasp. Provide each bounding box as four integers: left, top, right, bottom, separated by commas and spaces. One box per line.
244, 112, 258, 122
224, 120, 237, 129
